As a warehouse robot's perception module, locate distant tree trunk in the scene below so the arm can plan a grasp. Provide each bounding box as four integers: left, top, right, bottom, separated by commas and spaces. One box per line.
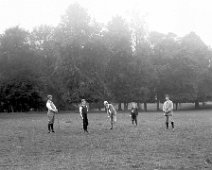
7, 106, 10, 113
137, 102, 142, 111
175, 103, 178, 110
124, 103, 128, 111
156, 100, 160, 111
118, 103, 122, 111
98, 105, 101, 111
10, 105, 14, 113
144, 102, 147, 112
195, 100, 199, 109
21, 104, 24, 112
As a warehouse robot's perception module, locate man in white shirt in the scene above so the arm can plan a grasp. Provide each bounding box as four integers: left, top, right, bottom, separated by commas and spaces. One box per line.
163, 94, 174, 129
46, 95, 58, 133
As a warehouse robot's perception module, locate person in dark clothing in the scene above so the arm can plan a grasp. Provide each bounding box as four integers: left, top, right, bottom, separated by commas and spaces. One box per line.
130, 103, 138, 126
79, 99, 89, 133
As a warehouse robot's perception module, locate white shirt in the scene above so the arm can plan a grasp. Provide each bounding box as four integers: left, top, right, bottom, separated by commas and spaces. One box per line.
79, 105, 88, 119
163, 100, 173, 113
79, 105, 88, 113
46, 100, 57, 112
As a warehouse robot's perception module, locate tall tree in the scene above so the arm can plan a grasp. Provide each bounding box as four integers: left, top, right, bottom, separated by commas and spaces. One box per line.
104, 16, 132, 110
130, 14, 155, 111
55, 3, 109, 105
179, 32, 212, 108
0, 26, 44, 112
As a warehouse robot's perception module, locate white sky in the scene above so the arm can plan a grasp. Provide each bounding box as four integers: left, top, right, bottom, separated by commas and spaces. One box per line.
0, 0, 212, 46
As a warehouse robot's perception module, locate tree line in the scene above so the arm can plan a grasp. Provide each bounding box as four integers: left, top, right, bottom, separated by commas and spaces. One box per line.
0, 3, 212, 112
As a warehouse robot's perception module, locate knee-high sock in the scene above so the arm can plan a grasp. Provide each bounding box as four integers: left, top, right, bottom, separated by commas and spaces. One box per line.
166, 122, 169, 129
171, 122, 174, 128
50, 124, 54, 132
83, 119, 88, 132
48, 124, 51, 131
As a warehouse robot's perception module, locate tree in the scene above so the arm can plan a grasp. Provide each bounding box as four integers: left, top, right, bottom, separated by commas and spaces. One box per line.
55, 3, 110, 106
0, 26, 44, 112
130, 14, 155, 111
104, 16, 133, 110
30, 25, 66, 108
179, 32, 211, 108
148, 32, 181, 110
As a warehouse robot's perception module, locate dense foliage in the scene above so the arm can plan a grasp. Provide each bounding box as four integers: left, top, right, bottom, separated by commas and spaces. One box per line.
0, 3, 212, 112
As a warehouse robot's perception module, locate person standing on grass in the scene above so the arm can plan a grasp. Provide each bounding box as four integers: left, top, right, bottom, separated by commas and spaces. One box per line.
104, 101, 117, 130
46, 95, 58, 133
79, 99, 89, 133
163, 94, 174, 129
130, 103, 138, 126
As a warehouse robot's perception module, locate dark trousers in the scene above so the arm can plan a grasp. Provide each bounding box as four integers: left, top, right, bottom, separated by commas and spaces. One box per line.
83, 117, 88, 131
132, 115, 137, 125
48, 123, 54, 132
165, 115, 174, 129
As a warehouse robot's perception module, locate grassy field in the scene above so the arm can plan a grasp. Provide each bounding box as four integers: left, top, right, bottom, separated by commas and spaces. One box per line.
1, 110, 212, 170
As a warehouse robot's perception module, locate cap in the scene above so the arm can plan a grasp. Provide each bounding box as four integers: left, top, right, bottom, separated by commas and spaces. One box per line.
104, 101, 108, 105
47, 95, 52, 99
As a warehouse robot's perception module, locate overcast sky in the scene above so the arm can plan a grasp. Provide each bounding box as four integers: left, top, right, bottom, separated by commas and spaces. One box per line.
1, 0, 212, 46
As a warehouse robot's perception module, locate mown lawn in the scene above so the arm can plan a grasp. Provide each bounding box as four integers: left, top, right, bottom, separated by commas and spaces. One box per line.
1, 110, 212, 170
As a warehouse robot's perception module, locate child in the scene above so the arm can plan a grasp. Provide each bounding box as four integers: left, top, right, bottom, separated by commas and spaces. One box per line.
104, 101, 117, 130
163, 94, 174, 129
130, 103, 138, 126
46, 95, 58, 133
79, 99, 89, 133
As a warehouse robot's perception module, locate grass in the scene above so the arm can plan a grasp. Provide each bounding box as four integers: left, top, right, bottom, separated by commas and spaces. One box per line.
1, 110, 212, 170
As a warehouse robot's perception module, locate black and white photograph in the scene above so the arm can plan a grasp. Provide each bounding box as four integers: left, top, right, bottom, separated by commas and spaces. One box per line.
1, 0, 212, 169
